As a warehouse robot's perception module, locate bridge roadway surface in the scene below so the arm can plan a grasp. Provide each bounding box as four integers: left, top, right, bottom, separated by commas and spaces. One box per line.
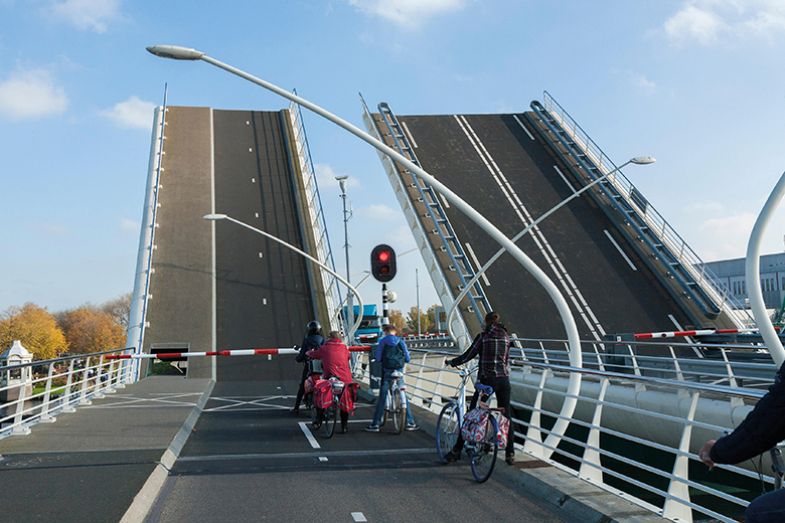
0, 374, 569, 522
383, 112, 692, 339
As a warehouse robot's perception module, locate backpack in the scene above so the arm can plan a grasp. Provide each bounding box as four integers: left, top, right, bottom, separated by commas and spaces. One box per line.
382, 341, 405, 370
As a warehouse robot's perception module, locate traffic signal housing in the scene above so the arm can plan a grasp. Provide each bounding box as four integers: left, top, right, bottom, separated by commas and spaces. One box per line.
371, 244, 397, 282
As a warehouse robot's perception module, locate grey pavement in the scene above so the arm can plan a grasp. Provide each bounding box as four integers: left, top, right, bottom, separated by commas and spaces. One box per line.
0, 376, 210, 522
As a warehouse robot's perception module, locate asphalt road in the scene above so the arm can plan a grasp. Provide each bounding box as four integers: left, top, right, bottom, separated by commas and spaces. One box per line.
147, 380, 567, 523
213, 109, 315, 381
394, 112, 691, 339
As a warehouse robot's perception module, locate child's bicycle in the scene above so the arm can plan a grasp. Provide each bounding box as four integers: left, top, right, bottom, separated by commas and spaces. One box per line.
436, 364, 504, 483
380, 370, 407, 434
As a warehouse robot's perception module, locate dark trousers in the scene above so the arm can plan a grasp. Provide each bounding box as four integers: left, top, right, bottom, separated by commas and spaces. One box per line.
454, 375, 515, 456
745, 488, 785, 522
294, 364, 309, 410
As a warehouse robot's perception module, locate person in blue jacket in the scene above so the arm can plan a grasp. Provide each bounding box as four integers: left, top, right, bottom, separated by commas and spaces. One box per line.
365, 324, 419, 432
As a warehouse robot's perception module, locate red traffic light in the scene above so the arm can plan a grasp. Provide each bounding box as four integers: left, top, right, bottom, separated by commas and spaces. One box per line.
371, 244, 396, 282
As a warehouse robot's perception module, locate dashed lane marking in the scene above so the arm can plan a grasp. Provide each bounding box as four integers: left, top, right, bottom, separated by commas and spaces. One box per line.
603, 230, 637, 271
464, 242, 490, 286
553, 165, 576, 194
513, 114, 535, 140
401, 120, 418, 148
319, 456, 328, 462
352, 512, 368, 522
299, 421, 321, 449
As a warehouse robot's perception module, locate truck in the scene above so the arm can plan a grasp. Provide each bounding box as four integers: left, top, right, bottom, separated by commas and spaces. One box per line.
343, 304, 382, 344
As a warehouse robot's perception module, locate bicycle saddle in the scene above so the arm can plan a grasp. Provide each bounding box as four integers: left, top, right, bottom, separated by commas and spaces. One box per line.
475, 383, 494, 395
391, 370, 404, 378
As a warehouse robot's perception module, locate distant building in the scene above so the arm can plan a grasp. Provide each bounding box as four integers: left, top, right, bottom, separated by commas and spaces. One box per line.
702, 252, 785, 310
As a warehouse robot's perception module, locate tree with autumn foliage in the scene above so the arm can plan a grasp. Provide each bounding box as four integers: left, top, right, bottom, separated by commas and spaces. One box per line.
388, 309, 407, 334
57, 305, 126, 354
0, 303, 68, 360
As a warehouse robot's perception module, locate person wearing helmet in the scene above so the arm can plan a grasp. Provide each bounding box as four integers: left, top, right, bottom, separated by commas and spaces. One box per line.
292, 320, 324, 415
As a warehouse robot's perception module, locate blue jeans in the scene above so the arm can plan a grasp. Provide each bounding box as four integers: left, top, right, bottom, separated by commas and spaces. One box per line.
745, 489, 785, 523
372, 369, 415, 426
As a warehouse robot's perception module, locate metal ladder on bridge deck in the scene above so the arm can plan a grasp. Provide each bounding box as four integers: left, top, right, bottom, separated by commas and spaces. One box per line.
377, 103, 491, 325
527, 99, 723, 322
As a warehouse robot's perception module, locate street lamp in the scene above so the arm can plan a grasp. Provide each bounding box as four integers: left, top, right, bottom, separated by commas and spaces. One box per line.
745, 171, 785, 365
445, 156, 656, 344
203, 213, 364, 340
150, 44, 582, 457
336, 175, 354, 341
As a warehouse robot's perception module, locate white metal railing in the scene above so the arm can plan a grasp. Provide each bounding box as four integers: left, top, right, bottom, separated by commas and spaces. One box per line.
541, 92, 752, 328
0, 348, 133, 439
288, 98, 343, 332
368, 339, 778, 523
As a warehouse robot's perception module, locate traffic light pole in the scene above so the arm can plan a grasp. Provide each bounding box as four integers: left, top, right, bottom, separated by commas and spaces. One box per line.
381, 283, 389, 326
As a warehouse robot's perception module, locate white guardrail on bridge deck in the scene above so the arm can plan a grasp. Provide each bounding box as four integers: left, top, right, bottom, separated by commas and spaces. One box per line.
353, 337, 780, 523
0, 348, 134, 439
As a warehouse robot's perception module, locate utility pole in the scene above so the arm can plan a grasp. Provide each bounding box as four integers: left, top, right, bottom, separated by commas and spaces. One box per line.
336, 176, 353, 340
416, 268, 421, 336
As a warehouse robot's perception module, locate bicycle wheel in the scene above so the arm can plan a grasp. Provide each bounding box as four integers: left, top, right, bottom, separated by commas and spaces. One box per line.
470, 415, 499, 483
436, 401, 460, 462
321, 402, 338, 439
391, 385, 404, 434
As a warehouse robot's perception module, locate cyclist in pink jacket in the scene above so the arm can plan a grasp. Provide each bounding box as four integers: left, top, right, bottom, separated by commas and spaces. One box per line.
308, 331, 353, 432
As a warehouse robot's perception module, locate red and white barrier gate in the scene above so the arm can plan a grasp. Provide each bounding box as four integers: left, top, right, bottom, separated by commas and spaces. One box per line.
632, 327, 779, 340
106, 346, 371, 360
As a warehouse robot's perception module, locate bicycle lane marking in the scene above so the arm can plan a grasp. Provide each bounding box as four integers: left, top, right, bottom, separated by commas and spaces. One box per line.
298, 421, 321, 449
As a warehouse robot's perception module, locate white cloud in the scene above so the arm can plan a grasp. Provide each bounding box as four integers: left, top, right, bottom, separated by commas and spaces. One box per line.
314, 163, 361, 189
358, 203, 399, 220
100, 96, 155, 130
119, 218, 138, 233
47, 0, 121, 33
696, 211, 756, 260
663, 1, 785, 46
630, 73, 657, 93
348, 0, 466, 28
0, 69, 68, 120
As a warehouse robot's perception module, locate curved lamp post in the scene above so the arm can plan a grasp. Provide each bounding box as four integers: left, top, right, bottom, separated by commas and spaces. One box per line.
155, 45, 581, 456
745, 172, 785, 366
203, 214, 364, 341
446, 156, 656, 346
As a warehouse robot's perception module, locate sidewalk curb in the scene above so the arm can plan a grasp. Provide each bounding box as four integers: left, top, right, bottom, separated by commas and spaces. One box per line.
120, 379, 215, 523
359, 384, 664, 523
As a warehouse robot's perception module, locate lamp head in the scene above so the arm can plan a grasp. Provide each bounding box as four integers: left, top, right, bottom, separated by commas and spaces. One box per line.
335, 175, 349, 193
203, 213, 228, 221
630, 156, 656, 165
146, 45, 205, 61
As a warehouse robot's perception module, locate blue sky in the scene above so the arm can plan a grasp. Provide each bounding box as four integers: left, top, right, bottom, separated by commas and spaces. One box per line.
2, 0, 785, 318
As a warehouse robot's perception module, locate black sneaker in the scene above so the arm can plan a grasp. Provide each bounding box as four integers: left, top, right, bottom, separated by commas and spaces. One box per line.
340, 426, 349, 434
364, 425, 380, 433
405, 423, 420, 431
445, 449, 461, 463
505, 453, 515, 465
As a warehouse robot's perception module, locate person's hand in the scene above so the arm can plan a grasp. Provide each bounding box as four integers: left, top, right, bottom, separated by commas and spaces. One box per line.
447, 358, 457, 368
699, 439, 716, 469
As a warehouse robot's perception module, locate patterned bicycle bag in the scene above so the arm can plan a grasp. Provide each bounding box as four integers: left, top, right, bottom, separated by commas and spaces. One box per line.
460, 407, 490, 443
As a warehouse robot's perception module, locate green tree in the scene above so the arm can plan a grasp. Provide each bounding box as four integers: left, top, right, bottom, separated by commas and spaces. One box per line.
406, 306, 434, 333
0, 303, 68, 360
388, 309, 406, 333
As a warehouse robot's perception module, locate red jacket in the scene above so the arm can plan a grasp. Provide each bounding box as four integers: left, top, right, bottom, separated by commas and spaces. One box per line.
307, 338, 352, 384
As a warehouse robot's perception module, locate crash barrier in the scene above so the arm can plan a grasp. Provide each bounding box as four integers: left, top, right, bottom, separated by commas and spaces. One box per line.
0, 347, 134, 439
105, 346, 371, 359
354, 339, 780, 523
633, 327, 780, 340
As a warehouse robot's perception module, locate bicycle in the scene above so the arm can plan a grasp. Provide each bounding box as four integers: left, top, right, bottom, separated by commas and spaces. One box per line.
380, 370, 407, 434
314, 377, 345, 439
436, 365, 504, 483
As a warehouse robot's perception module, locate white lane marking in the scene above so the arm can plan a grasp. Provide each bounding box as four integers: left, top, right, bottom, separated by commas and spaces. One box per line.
319, 456, 328, 462
440, 193, 451, 208
603, 230, 637, 272
553, 165, 576, 194
455, 114, 604, 341
668, 314, 683, 330
352, 513, 368, 522
299, 421, 321, 449
464, 242, 490, 286
401, 121, 419, 148
262, 298, 268, 305
513, 114, 535, 140
668, 314, 696, 347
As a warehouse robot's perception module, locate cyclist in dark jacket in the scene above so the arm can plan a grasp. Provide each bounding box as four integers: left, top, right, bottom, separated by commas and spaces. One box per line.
699, 362, 785, 522
292, 321, 324, 415
446, 311, 515, 465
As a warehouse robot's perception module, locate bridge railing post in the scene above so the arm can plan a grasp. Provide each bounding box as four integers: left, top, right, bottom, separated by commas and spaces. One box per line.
93, 355, 106, 399
662, 391, 699, 523
78, 356, 92, 406
61, 359, 76, 413
39, 361, 57, 423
